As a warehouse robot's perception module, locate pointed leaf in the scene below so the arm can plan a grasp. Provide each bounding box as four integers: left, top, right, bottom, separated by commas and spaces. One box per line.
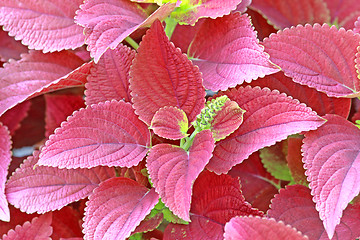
0, 30, 28, 62
130, 20, 205, 126
75, 0, 177, 62
0, 124, 11, 222
263, 24, 360, 97
83, 177, 159, 240
323, 0, 360, 29
224, 216, 308, 240
146, 130, 215, 221
0, 0, 85, 52
38, 100, 150, 169
189, 12, 279, 91
207, 86, 325, 174
85, 44, 135, 105
6, 151, 116, 214
302, 114, 360, 239
150, 106, 189, 140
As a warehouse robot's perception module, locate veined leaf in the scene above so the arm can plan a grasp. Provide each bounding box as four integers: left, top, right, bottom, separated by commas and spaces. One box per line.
0, 124, 11, 222
323, 0, 360, 29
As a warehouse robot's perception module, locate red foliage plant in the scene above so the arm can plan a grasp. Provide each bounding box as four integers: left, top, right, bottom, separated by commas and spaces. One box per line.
1, 0, 360, 239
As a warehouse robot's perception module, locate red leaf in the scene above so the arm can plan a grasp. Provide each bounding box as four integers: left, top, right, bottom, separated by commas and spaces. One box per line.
2, 213, 53, 240
51, 207, 83, 239
75, 0, 177, 62
38, 100, 150, 169
130, 20, 205, 126
132, 212, 163, 235
263, 24, 360, 97
6, 151, 116, 214
189, 12, 279, 91
268, 185, 360, 240
0, 30, 28, 62
0, 101, 31, 135
286, 136, 307, 185
83, 177, 159, 240
146, 130, 215, 221
302, 114, 360, 239
323, 0, 360, 29
207, 86, 325, 174
0, 0, 85, 52
150, 106, 189, 140
224, 216, 308, 240
246, 8, 277, 41
170, 19, 204, 53
85, 44, 135, 105
0, 124, 11, 222
250, 0, 330, 29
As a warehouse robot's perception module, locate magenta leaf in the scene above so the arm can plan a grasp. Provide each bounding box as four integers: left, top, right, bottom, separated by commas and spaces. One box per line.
85, 44, 135, 105
0, 30, 28, 62
5, 151, 116, 214
0, 124, 11, 222
0, 0, 85, 52
83, 177, 159, 240
268, 185, 360, 240
302, 114, 360, 239
75, 0, 177, 62
150, 106, 189, 140
2, 213, 52, 240
263, 24, 360, 97
38, 100, 150, 169
130, 20, 205, 126
207, 86, 325, 174
323, 0, 360, 29
146, 130, 215, 221
224, 216, 308, 240
188, 12, 279, 91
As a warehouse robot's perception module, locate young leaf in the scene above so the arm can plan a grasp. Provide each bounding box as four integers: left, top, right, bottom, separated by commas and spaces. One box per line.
0, 124, 11, 222
38, 100, 150, 169
224, 216, 308, 240
0, 0, 85, 52
85, 44, 135, 105
207, 86, 325, 174
5, 151, 116, 214
323, 0, 360, 29
150, 106, 189, 140
263, 24, 360, 97
130, 20, 205, 126
146, 130, 215, 221
302, 114, 360, 239
188, 12, 279, 91
83, 177, 159, 240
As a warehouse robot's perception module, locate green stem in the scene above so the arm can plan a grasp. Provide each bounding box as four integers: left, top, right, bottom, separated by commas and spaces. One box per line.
182, 130, 199, 151
125, 36, 139, 50
164, 17, 178, 40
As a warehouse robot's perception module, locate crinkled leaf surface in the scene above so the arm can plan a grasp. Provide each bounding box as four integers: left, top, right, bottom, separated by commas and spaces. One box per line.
0, 30, 28, 62
85, 44, 135, 105
207, 86, 325, 174
150, 106, 189, 140
302, 114, 360, 239
38, 100, 150, 169
354, 16, 360, 34
188, 12, 279, 91
268, 185, 360, 240
163, 171, 263, 239
75, 0, 177, 62
235, 0, 251, 13
224, 216, 308, 240
5, 151, 116, 214
0, 124, 11, 222
263, 24, 360, 97
323, 0, 360, 29
83, 177, 159, 240
250, 0, 330, 29
0, 0, 85, 52
130, 20, 205, 126
146, 130, 214, 221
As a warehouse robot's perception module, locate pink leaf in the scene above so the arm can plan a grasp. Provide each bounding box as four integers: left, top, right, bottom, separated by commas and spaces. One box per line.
83, 177, 159, 240
146, 130, 215, 221
75, 0, 177, 62
355, 16, 360, 34
207, 86, 325, 174
224, 216, 308, 240
189, 12, 279, 91
323, 0, 360, 29
85, 44, 135, 105
0, 50, 86, 116
38, 100, 150, 169
302, 114, 360, 239
263, 24, 360, 97
2, 213, 53, 240
250, 0, 330, 29
234, 0, 252, 13
0, 0, 85, 52
0, 124, 11, 222
150, 106, 189, 140
268, 185, 360, 240
5, 151, 116, 214
0, 30, 28, 62
130, 20, 205, 126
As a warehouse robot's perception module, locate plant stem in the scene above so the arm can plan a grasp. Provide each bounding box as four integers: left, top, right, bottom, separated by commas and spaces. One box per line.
164, 17, 178, 40
181, 130, 199, 151
125, 36, 139, 50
